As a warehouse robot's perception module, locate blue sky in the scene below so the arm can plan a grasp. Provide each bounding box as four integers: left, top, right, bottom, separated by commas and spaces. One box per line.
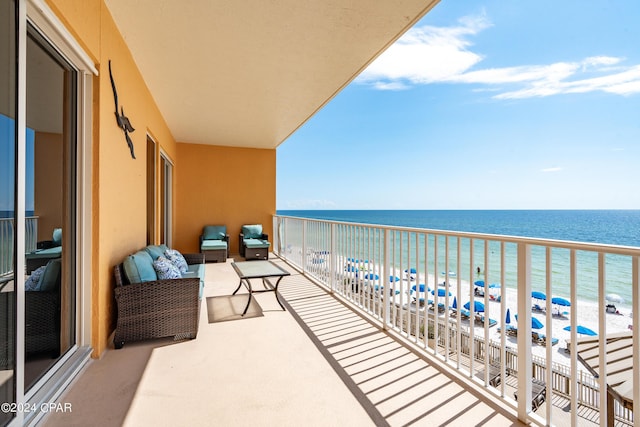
276, 1, 640, 210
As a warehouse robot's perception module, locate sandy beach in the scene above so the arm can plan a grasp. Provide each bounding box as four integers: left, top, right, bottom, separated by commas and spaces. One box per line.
348, 260, 633, 368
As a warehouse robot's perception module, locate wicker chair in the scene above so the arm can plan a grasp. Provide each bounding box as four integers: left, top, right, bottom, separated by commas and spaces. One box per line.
112, 252, 203, 349
200, 225, 229, 263
239, 224, 270, 260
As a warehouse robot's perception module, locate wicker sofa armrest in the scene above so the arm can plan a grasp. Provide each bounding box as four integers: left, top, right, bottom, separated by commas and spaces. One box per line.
113, 264, 200, 349
182, 252, 205, 265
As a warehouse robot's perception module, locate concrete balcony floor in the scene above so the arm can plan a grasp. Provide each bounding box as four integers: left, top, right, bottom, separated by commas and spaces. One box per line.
42, 257, 525, 427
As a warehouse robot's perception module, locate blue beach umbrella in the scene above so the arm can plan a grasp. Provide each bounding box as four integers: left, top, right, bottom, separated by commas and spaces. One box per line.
531, 291, 546, 301
389, 275, 400, 283
551, 297, 571, 307
563, 325, 597, 336
464, 301, 485, 313
452, 296, 457, 309
474, 280, 485, 287
515, 314, 544, 329
531, 317, 544, 330
405, 268, 417, 274
346, 265, 358, 273
488, 283, 500, 289
431, 288, 451, 297
505, 308, 511, 325
411, 284, 428, 293
364, 273, 379, 281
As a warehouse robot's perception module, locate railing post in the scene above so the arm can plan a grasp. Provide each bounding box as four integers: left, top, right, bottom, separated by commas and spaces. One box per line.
383, 228, 390, 330
302, 220, 307, 274
517, 242, 533, 418
330, 223, 336, 294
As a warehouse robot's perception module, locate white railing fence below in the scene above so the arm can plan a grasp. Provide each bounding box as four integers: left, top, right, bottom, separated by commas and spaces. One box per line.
274, 215, 639, 427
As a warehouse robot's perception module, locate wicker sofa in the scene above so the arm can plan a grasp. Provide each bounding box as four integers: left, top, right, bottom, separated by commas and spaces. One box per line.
112, 244, 205, 349
25, 228, 62, 274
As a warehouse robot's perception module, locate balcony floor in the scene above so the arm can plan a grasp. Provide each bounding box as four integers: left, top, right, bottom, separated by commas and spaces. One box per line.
42, 257, 525, 427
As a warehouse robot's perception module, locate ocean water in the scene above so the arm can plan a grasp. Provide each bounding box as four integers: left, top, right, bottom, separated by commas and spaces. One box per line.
277, 210, 640, 308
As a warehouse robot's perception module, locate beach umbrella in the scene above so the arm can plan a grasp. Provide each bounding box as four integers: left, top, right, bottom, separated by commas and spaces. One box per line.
606, 294, 624, 304
364, 273, 379, 281
505, 308, 511, 325
531, 317, 544, 330
474, 280, 485, 287
551, 297, 571, 307
431, 288, 451, 297
346, 265, 358, 273
389, 275, 400, 283
411, 284, 428, 293
405, 268, 417, 274
488, 283, 500, 289
531, 291, 546, 301
464, 301, 485, 313
452, 296, 457, 309
515, 314, 544, 329
563, 325, 597, 336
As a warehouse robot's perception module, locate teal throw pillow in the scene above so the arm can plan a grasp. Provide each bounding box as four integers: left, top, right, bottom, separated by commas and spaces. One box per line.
145, 244, 168, 260
165, 249, 188, 273
242, 224, 262, 239
123, 250, 157, 284
153, 256, 181, 280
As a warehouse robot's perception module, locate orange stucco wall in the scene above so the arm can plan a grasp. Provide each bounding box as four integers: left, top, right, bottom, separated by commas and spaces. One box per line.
174, 144, 276, 255
45, 0, 277, 357
47, 0, 178, 357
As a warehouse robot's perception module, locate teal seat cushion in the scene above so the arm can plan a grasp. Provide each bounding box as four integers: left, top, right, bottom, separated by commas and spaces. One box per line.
203, 225, 227, 240
123, 250, 157, 284
182, 264, 205, 299
144, 244, 169, 260
201, 240, 227, 250
52, 228, 62, 247
38, 259, 61, 292
27, 246, 62, 259
244, 238, 270, 249
242, 224, 262, 239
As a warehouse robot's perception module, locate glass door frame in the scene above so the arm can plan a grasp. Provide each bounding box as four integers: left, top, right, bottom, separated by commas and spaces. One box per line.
12, 1, 96, 425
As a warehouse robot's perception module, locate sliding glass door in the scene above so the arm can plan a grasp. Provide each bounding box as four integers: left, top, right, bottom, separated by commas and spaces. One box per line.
0, 1, 93, 424
23, 24, 78, 392
0, 0, 17, 423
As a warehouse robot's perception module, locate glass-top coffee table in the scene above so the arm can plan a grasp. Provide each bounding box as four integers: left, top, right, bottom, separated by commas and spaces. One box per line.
231, 261, 291, 316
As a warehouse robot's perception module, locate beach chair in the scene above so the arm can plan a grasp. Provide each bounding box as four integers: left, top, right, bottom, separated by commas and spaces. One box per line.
514, 379, 546, 412
505, 325, 518, 337
532, 332, 559, 346
459, 308, 471, 320
475, 314, 498, 327
532, 303, 546, 313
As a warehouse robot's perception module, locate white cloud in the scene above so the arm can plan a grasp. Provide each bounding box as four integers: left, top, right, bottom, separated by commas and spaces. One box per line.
357, 14, 640, 98
541, 167, 563, 173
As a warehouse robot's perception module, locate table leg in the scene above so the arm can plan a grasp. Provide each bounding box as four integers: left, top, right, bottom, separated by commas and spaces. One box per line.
232, 278, 254, 316
262, 276, 286, 311
271, 276, 286, 311
232, 278, 243, 295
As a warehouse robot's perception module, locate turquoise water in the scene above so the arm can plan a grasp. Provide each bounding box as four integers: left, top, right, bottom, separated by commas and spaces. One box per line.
277, 210, 640, 308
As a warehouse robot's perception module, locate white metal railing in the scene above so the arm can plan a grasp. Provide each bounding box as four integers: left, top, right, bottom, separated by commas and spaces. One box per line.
0, 216, 38, 277
274, 215, 640, 427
